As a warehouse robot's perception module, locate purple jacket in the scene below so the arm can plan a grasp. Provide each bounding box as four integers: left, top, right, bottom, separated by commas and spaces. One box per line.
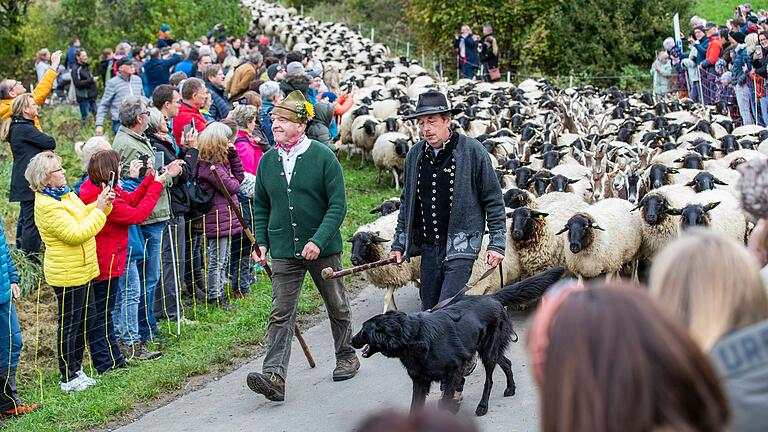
195, 148, 245, 238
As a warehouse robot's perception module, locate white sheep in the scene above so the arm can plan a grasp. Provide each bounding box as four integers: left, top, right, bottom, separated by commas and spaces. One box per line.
372, 99, 400, 121
465, 226, 522, 296
634, 184, 696, 259
348, 212, 421, 312
672, 189, 747, 243
508, 192, 588, 278
372, 132, 411, 190
559, 198, 643, 280
351, 114, 381, 161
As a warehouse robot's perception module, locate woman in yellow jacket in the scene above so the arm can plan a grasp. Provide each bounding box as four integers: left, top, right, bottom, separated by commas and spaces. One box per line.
25, 151, 114, 393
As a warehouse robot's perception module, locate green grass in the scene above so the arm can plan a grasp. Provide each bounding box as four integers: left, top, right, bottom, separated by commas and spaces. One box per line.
694, 0, 768, 23
3, 106, 397, 431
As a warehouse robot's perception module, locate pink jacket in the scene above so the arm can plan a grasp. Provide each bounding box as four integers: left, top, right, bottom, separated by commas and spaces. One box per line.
234, 130, 264, 175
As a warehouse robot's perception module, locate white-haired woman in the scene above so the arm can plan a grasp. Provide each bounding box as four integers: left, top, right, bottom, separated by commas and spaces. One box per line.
73, 135, 111, 193
259, 81, 284, 148
193, 123, 244, 308
25, 151, 114, 392
1, 93, 56, 257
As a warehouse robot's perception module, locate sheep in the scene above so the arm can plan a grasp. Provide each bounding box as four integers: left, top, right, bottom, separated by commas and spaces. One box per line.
369, 197, 400, 216
372, 99, 400, 121
464, 228, 522, 296
557, 198, 643, 280
670, 189, 747, 243
548, 164, 593, 202
340, 104, 370, 147
348, 212, 421, 312
508, 192, 588, 278
503, 188, 537, 209
351, 114, 381, 161
632, 184, 696, 259
372, 132, 411, 190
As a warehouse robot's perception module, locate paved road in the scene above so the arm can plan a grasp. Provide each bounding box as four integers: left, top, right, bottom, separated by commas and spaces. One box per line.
115, 283, 540, 432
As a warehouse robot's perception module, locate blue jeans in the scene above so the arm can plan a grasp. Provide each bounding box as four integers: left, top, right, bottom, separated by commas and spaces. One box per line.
418, 242, 475, 311
229, 197, 254, 294
78, 100, 96, 121
114, 260, 141, 345
461, 63, 477, 80
111, 120, 121, 136
760, 96, 768, 127
138, 221, 167, 342
0, 300, 22, 371
736, 84, 755, 125
86, 278, 124, 372
206, 237, 231, 300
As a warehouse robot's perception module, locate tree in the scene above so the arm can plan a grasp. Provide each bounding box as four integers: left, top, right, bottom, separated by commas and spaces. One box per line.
0, 0, 32, 56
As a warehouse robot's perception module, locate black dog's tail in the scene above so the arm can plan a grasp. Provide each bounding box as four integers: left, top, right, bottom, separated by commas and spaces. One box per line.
492, 267, 565, 307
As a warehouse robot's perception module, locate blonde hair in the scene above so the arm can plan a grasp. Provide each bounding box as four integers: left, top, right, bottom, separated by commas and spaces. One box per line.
25, 151, 62, 192
198, 122, 232, 164
1, 94, 36, 142
74, 136, 111, 171
747, 32, 760, 55
649, 229, 768, 350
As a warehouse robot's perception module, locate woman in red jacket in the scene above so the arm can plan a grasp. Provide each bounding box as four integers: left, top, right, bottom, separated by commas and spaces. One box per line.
78, 150, 174, 372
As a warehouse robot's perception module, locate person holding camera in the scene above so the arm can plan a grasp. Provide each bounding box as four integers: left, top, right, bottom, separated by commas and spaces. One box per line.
26, 151, 114, 392
147, 106, 198, 322
78, 150, 170, 366
454, 25, 481, 80
112, 96, 183, 347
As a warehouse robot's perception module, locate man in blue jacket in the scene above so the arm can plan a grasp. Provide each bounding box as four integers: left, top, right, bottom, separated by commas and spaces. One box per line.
141, 48, 182, 97
454, 25, 480, 79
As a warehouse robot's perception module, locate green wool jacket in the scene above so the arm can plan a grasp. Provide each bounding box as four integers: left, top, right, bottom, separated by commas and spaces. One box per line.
253, 140, 347, 259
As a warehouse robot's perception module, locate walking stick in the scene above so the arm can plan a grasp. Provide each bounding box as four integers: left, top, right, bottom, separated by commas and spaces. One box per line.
321, 257, 397, 280
210, 166, 316, 368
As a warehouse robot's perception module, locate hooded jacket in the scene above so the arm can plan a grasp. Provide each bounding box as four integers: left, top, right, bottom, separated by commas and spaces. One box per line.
34, 192, 107, 287
710, 320, 768, 432
72, 62, 98, 102
306, 102, 336, 151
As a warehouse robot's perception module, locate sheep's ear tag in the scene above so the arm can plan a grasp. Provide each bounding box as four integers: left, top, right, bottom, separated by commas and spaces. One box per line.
538, 215, 545, 219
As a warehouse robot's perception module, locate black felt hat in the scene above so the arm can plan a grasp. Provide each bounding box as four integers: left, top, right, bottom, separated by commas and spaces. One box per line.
402, 90, 463, 120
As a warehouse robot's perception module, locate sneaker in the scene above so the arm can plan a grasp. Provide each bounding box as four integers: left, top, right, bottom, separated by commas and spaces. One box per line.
130, 342, 162, 361
246, 372, 285, 401
60, 375, 90, 393
77, 370, 97, 386
332, 356, 360, 382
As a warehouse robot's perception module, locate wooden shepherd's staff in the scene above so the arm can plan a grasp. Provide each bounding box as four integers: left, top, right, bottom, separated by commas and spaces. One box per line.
210, 166, 316, 368
321, 257, 397, 280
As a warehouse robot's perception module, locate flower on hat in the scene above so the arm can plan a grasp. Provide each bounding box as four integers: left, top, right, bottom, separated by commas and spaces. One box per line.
296, 101, 315, 122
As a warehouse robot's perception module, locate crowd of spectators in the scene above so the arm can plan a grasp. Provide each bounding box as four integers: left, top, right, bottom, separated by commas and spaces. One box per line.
654, 3, 768, 126
0, 21, 355, 418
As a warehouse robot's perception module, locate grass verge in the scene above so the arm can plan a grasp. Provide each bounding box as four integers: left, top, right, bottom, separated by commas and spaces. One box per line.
4, 106, 397, 431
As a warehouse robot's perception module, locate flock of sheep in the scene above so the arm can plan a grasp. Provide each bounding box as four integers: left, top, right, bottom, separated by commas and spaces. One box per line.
247, 0, 765, 312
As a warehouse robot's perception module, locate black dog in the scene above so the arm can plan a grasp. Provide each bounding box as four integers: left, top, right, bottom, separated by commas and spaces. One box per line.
351, 267, 565, 416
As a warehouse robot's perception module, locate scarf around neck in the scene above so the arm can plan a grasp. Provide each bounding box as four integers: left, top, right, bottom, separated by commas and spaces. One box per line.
41, 185, 72, 201
275, 134, 307, 153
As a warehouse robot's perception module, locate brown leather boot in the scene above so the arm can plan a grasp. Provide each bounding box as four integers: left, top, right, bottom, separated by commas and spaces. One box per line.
246, 372, 285, 401
332, 356, 360, 382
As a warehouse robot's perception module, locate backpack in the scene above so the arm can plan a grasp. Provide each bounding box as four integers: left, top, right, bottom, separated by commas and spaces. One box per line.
187, 164, 213, 219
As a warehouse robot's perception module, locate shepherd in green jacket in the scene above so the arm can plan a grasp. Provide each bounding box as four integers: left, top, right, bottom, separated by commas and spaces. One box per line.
247, 91, 359, 402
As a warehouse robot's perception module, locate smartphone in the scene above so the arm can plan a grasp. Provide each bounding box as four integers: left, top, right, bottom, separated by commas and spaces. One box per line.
138, 154, 150, 178
154, 151, 165, 171
108, 171, 116, 189
183, 119, 196, 137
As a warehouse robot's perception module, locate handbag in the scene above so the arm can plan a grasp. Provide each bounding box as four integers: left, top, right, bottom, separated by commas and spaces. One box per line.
488, 67, 501, 81
187, 165, 213, 219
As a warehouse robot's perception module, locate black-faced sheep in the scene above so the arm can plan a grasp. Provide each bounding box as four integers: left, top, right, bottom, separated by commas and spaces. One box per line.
557, 198, 643, 280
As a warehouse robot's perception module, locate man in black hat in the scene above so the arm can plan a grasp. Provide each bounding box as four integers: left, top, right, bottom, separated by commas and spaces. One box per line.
389, 90, 506, 312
